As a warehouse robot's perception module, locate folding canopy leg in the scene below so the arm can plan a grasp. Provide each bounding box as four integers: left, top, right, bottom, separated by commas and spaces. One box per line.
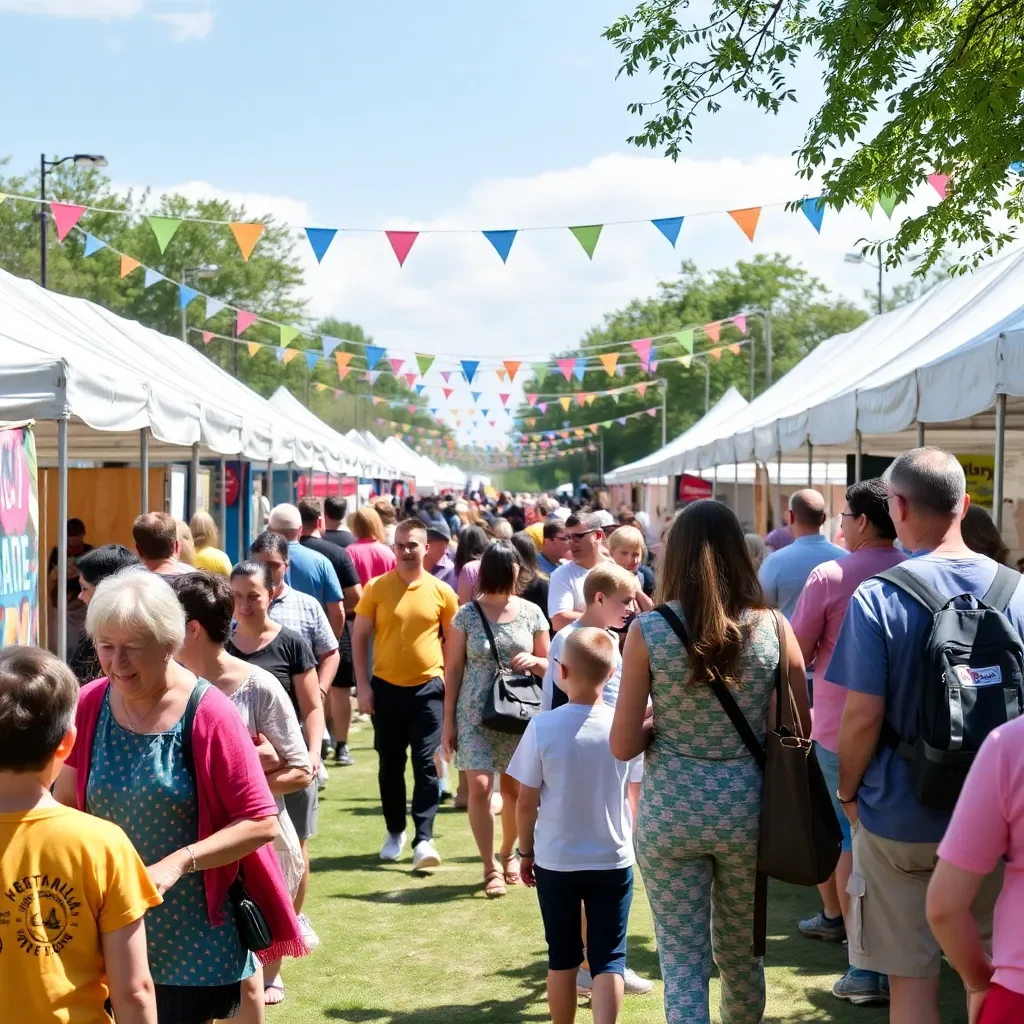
218, 459, 227, 543
57, 417, 68, 662
140, 428, 149, 514
994, 394, 1007, 531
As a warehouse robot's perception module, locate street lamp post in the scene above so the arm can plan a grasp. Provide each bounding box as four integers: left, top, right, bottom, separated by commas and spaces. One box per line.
845, 246, 884, 315
179, 264, 219, 343
39, 152, 107, 289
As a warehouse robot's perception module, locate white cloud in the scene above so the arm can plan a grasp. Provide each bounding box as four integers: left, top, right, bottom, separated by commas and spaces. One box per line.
135, 152, 949, 446
152, 8, 212, 40
0, 0, 142, 15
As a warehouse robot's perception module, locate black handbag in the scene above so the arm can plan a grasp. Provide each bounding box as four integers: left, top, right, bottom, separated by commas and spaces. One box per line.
474, 600, 544, 734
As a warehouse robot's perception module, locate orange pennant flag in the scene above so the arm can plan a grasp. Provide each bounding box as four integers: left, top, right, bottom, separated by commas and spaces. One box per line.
230, 222, 265, 262
495, 368, 506, 382
727, 207, 761, 242
709, 347, 723, 360
247, 342, 262, 357
503, 360, 521, 381
313, 382, 329, 393
704, 321, 721, 343
120, 254, 141, 278
334, 351, 353, 375
728, 343, 741, 355
599, 353, 619, 376
282, 349, 300, 364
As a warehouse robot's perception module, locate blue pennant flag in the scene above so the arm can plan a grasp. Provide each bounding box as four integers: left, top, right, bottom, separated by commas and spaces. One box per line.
415, 384, 425, 395
1011, 162, 1024, 174
572, 357, 587, 382
179, 284, 200, 309
461, 360, 480, 384
305, 227, 338, 264
275, 348, 286, 363
482, 229, 517, 263
83, 233, 106, 257
480, 408, 489, 417
651, 216, 684, 247
429, 407, 437, 415
471, 391, 482, 404
144, 268, 162, 289
305, 351, 319, 370
801, 197, 825, 234
322, 335, 343, 357
365, 345, 386, 370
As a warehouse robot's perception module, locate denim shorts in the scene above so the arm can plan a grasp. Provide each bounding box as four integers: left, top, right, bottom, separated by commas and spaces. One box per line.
814, 743, 851, 852
534, 865, 633, 976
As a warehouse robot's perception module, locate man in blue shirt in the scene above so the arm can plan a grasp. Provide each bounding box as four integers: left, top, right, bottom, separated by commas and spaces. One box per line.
758, 489, 846, 618
827, 448, 1019, 1023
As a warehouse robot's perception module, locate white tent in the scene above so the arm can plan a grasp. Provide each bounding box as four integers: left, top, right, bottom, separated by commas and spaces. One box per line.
346, 430, 405, 480
268, 386, 372, 476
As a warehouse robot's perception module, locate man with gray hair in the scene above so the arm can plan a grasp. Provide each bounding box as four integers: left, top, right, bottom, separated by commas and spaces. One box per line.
826, 448, 1024, 1022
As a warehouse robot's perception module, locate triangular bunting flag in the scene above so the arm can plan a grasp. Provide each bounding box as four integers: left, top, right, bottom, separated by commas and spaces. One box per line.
681, 355, 692, 368
144, 268, 162, 289
538, 402, 548, 414
728, 343, 741, 355
367, 370, 381, 385
704, 321, 721, 343
416, 353, 434, 376
482, 229, 517, 263
801, 197, 825, 233
617, 416, 627, 426
305, 352, 319, 370
336, 366, 351, 382
647, 408, 658, 417
205, 297, 226, 320
461, 360, 480, 384
236, 310, 259, 335
732, 314, 747, 335
280, 325, 300, 348
503, 360, 521, 381
636, 382, 648, 399
532, 363, 548, 385
83, 233, 105, 256
526, 394, 538, 407
51, 203, 87, 242
179, 284, 199, 309
599, 353, 619, 376
927, 173, 949, 199
574, 393, 585, 406
282, 349, 300, 365
275, 348, 286, 363
230, 222, 265, 262
480, 409, 489, 418
201, 331, 214, 344
408, 405, 417, 415
499, 393, 510, 407
569, 224, 603, 259
601, 420, 613, 429
878, 192, 898, 219
365, 346, 386, 370
728, 206, 761, 242
385, 230, 419, 267
673, 328, 695, 353
120, 254, 141, 278
585, 394, 597, 406
333, 351, 352, 375
558, 358, 575, 381
313, 382, 329, 393
389, 358, 405, 376
488, 420, 496, 428
443, 388, 454, 399
404, 373, 418, 388
305, 227, 338, 263
322, 336, 343, 357
651, 216, 684, 247
650, 360, 659, 373
146, 216, 182, 253
631, 338, 653, 368
495, 368, 506, 382
710, 347, 723, 360
572, 357, 587, 382
416, 384, 426, 395
559, 396, 572, 412
247, 342, 262, 357
471, 391, 482, 404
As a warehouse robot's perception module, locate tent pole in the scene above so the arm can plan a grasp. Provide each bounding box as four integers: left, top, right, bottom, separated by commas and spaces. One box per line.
917, 422, 925, 447
734, 461, 740, 514
994, 394, 1007, 531
326, 471, 331, 498
712, 464, 718, 499
218, 459, 227, 544
776, 446, 783, 529
57, 417, 68, 662
140, 428, 149, 514
266, 460, 273, 507
807, 441, 813, 487
855, 430, 863, 483
704, 361, 710, 413
660, 381, 667, 448
238, 460, 246, 557
188, 442, 200, 519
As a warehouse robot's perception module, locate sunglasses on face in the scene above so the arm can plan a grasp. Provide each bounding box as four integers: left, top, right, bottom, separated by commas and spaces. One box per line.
567, 529, 598, 541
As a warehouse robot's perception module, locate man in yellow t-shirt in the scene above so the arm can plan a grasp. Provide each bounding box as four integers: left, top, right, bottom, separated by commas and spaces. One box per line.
0, 646, 161, 1024
353, 518, 458, 872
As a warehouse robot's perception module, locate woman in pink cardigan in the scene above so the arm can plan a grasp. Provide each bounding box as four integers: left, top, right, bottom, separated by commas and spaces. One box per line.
55, 568, 306, 1024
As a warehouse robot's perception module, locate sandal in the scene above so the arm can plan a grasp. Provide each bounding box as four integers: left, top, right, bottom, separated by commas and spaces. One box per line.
501, 853, 521, 886
483, 865, 507, 898
264, 983, 286, 1006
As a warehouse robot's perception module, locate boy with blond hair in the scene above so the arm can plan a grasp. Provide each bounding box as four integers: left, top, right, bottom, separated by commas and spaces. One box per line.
510, 628, 635, 1024
607, 525, 654, 612
0, 646, 161, 1023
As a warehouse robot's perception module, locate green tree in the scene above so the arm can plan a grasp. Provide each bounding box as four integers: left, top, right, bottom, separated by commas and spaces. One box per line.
514, 254, 866, 489
603, 1, 1024, 273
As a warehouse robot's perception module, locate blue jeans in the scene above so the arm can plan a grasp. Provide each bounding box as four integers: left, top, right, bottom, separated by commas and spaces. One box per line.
815, 743, 852, 852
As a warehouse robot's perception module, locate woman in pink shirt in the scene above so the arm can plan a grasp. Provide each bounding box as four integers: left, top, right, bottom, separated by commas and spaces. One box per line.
346, 506, 397, 586
928, 716, 1024, 1023
789, 478, 904, 1005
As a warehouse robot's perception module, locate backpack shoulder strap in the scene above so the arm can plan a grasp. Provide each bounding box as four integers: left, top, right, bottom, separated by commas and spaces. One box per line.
654, 604, 765, 768
982, 564, 1022, 613
875, 565, 949, 614
180, 679, 212, 787
473, 600, 506, 670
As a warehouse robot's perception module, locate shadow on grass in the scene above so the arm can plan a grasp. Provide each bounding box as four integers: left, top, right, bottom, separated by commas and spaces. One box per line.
309, 853, 386, 873
329, 882, 484, 905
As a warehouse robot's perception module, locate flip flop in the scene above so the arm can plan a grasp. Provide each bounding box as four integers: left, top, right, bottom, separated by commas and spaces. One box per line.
264, 983, 286, 1006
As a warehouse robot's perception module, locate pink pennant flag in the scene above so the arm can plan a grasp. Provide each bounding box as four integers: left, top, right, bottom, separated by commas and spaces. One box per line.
732, 314, 747, 335
650, 361, 659, 374
201, 331, 214, 345
385, 230, 419, 267
408, 404, 417, 414
927, 173, 949, 199
630, 338, 653, 368
443, 388, 454, 399
236, 310, 259, 335
526, 394, 538, 407
636, 382, 648, 398
499, 393, 510, 407
538, 402, 548, 414
488, 420, 496, 428
390, 358, 404, 376
704, 321, 721, 343
404, 372, 418, 387
558, 358, 575, 381
647, 407, 658, 417
337, 367, 351, 382
51, 202, 86, 242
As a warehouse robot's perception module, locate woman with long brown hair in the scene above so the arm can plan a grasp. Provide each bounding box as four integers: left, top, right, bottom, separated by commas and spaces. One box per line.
611, 500, 809, 1024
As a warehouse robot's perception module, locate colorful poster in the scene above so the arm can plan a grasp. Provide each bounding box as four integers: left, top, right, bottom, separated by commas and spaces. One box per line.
0, 426, 39, 647
957, 454, 995, 508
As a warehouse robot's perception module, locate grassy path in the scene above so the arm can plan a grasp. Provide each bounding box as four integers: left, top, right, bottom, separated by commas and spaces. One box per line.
271, 725, 967, 1022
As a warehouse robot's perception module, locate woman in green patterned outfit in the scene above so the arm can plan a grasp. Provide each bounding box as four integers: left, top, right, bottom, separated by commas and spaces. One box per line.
611, 501, 810, 1024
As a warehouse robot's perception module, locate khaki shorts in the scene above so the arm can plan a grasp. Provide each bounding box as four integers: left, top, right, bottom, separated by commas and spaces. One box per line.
847, 820, 1000, 978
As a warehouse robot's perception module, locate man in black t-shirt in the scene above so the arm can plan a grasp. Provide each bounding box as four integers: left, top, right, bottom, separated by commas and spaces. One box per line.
321, 495, 354, 549
297, 497, 363, 765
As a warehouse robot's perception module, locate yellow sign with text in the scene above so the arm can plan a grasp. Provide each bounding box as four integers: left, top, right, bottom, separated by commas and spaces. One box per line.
957, 454, 994, 509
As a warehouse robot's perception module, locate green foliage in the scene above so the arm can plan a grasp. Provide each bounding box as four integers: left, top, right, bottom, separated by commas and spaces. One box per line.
516, 254, 866, 488
604, 1, 1024, 273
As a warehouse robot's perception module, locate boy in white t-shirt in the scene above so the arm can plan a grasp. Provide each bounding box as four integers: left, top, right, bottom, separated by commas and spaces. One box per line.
509, 628, 634, 1024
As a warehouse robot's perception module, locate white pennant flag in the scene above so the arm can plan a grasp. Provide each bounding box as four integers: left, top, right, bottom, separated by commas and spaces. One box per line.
205, 297, 226, 320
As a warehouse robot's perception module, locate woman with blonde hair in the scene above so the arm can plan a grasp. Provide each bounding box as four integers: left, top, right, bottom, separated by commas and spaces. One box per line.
611, 500, 810, 1024
372, 499, 398, 545
190, 509, 233, 576
175, 520, 197, 567
347, 506, 397, 585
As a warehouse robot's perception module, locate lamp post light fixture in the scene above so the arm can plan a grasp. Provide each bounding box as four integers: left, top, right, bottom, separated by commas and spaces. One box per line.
39, 153, 108, 289
844, 246, 884, 316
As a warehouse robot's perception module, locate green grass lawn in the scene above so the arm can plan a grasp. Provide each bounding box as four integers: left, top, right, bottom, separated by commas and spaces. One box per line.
272, 724, 969, 1022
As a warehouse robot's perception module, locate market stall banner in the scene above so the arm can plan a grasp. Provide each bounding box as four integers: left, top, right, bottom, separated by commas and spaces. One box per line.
0, 426, 39, 647
958, 454, 995, 508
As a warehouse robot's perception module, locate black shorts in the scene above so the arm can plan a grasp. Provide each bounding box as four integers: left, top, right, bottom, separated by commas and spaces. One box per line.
331, 622, 354, 689
154, 981, 242, 1023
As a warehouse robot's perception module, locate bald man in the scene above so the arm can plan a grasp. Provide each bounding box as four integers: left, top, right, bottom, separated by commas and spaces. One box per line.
758, 489, 846, 618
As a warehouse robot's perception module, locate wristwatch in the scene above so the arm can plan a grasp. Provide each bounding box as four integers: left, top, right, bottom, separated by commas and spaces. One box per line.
836, 789, 858, 805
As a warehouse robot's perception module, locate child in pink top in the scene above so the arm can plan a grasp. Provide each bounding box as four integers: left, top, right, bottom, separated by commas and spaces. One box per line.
928, 716, 1024, 1024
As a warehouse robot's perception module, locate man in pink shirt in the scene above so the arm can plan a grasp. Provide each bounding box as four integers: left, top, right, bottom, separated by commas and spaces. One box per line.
789, 478, 904, 1005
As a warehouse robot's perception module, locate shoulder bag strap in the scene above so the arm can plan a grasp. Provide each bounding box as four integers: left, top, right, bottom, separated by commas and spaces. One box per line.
654, 603, 766, 769
473, 600, 507, 671
180, 679, 212, 788
769, 608, 794, 734
982, 563, 1022, 612
876, 565, 950, 614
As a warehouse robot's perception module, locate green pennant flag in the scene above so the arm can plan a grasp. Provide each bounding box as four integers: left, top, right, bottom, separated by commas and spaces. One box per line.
532, 363, 548, 385
878, 192, 898, 220
601, 420, 613, 428
416, 353, 435, 376
146, 216, 183, 253
569, 224, 603, 260
674, 328, 695, 353
280, 324, 300, 348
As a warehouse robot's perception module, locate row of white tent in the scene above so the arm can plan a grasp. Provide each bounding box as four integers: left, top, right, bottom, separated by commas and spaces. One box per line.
607, 246, 1024, 521
0, 265, 466, 489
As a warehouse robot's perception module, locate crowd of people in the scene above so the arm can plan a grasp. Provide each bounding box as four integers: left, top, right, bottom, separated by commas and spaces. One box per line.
4, 448, 1024, 1024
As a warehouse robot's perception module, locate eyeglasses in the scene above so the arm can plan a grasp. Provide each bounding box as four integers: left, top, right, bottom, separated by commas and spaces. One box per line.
567, 529, 598, 542
883, 494, 904, 511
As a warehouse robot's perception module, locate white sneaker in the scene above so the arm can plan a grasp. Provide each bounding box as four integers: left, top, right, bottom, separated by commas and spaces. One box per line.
380, 831, 407, 861
623, 967, 654, 994
412, 839, 441, 870
316, 761, 328, 791
297, 912, 320, 949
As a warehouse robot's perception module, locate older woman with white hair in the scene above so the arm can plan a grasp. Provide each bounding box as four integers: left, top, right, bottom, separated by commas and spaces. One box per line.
56, 568, 304, 1024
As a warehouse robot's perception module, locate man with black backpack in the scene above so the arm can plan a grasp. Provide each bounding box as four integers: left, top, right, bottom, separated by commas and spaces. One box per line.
828, 448, 1024, 1024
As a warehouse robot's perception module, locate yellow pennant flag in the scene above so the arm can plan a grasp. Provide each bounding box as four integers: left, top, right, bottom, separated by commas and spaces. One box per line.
559, 396, 572, 412
247, 342, 262, 357
282, 349, 300, 364
335, 352, 353, 375
120, 254, 141, 278
585, 394, 597, 406
230, 222, 265, 262
709, 347, 723, 360
313, 382, 329, 393
599, 352, 619, 376
681, 355, 692, 368
728, 343, 741, 355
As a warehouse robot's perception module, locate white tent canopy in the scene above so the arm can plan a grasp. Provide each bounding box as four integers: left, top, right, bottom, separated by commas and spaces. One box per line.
268, 386, 373, 476
346, 430, 405, 479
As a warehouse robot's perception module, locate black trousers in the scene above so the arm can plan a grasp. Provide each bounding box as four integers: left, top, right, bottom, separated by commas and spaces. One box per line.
370, 675, 444, 844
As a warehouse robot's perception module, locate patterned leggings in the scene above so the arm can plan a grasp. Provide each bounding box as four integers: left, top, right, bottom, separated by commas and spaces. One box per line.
637, 757, 765, 1024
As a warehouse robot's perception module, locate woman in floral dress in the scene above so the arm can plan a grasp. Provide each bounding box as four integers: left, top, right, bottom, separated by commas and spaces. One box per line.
442, 541, 550, 896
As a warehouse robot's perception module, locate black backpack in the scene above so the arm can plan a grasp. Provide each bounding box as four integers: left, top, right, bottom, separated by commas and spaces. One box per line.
876, 563, 1024, 810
